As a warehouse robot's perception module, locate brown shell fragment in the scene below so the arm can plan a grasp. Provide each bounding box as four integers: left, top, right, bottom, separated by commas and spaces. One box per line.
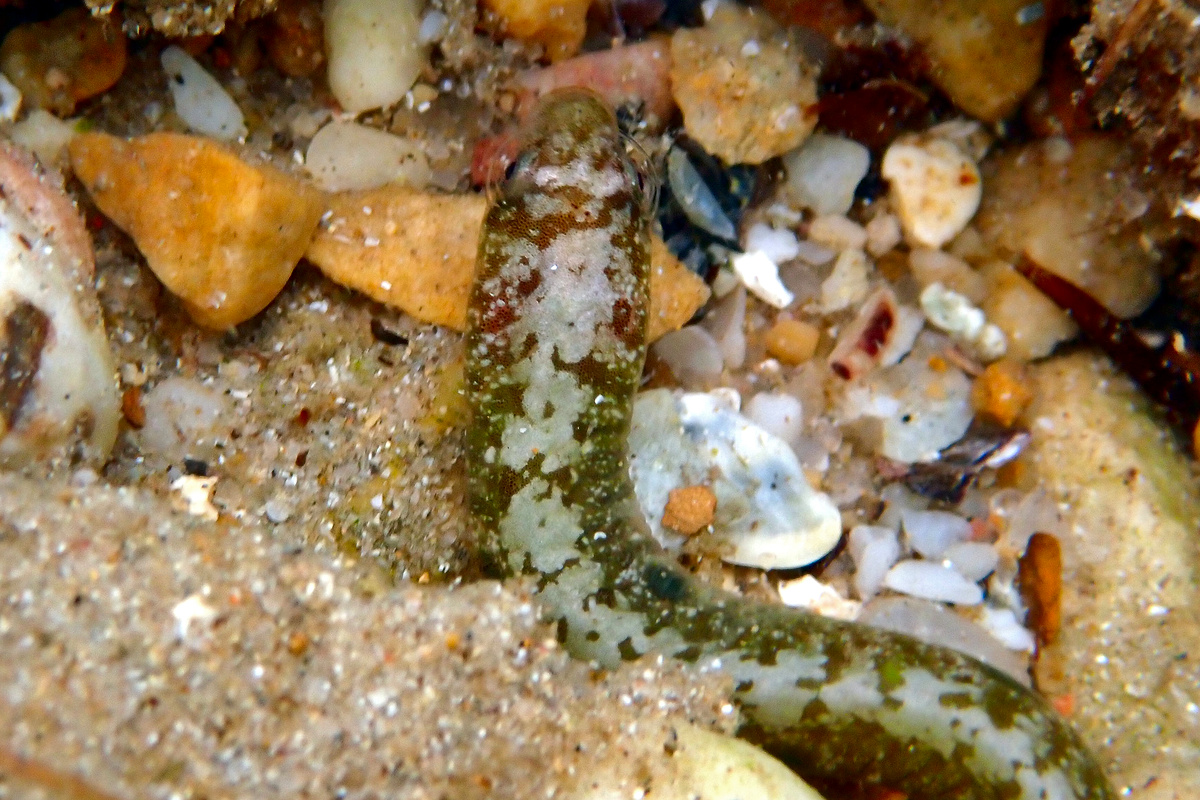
1018, 531, 1063, 647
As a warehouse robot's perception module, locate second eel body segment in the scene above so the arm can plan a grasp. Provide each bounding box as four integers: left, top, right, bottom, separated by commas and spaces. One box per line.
464, 89, 1114, 800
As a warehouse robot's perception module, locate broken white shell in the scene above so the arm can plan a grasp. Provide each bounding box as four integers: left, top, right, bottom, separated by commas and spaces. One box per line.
628, 388, 842, 570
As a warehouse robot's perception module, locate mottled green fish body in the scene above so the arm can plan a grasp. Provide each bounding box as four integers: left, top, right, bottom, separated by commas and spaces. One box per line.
464, 89, 1114, 800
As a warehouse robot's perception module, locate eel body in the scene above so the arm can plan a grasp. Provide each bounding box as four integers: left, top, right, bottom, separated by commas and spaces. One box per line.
464, 89, 1114, 800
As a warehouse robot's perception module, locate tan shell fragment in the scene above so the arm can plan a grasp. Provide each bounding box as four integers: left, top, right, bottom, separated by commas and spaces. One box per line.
69, 132, 326, 330
306, 186, 709, 341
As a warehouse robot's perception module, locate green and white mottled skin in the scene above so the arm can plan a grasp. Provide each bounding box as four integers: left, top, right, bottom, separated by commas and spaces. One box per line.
464, 89, 1114, 800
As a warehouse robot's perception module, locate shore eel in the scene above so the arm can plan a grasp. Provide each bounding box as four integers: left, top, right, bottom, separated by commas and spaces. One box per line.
464, 88, 1114, 800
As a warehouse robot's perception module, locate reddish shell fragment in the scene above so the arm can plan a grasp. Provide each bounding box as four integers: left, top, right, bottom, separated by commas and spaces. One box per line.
828, 287, 899, 380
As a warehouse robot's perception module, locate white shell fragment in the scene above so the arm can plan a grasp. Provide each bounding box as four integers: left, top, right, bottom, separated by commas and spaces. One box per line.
828, 287, 923, 380
901, 508, 971, 558
160, 46, 247, 141
847, 524, 900, 599
919, 282, 1006, 361
841, 334, 974, 463
730, 249, 795, 309
0, 72, 21, 122
324, 0, 428, 113
629, 388, 842, 570
883, 559, 983, 605
782, 134, 870, 216
306, 121, 432, 191
881, 135, 981, 248
777, 575, 861, 620
0, 143, 119, 469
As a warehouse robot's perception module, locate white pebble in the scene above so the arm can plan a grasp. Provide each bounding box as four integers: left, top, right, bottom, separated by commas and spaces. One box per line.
865, 212, 902, 257
942, 541, 999, 582
819, 248, 870, 312
651, 326, 724, 387
777, 575, 861, 620
883, 559, 983, 605
902, 508, 972, 558
745, 392, 803, 447
325, 0, 428, 113
9, 109, 77, 166
807, 214, 868, 252
0, 73, 21, 122
978, 606, 1036, 652
730, 249, 795, 308
882, 136, 981, 248
744, 222, 800, 264
782, 134, 870, 216
417, 9, 449, 43
161, 46, 247, 141
306, 121, 432, 192
848, 525, 900, 599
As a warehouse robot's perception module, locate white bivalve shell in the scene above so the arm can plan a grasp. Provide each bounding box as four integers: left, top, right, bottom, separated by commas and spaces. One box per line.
628, 388, 841, 570
0, 142, 118, 468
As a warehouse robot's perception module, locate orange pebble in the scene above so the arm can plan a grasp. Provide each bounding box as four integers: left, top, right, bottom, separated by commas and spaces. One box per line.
972, 358, 1034, 427
661, 485, 717, 535
764, 317, 820, 365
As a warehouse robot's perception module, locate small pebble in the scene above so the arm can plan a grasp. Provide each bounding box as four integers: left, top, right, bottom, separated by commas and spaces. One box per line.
782, 134, 870, 216
70, 132, 326, 329
730, 249, 794, 309
942, 541, 1000, 582
161, 46, 247, 142
978, 607, 1036, 653
262, 0, 326, 78
0, 73, 20, 121
306, 121, 432, 192
907, 248, 986, 303
661, 485, 717, 535
819, 248, 870, 313
864, 213, 902, 257
652, 327, 725, 388
919, 282, 1007, 361
807, 214, 868, 252
744, 223, 800, 264
777, 575, 862, 620
971, 358, 1033, 427
9, 109, 77, 166
483, 0, 591, 60
670, 4, 817, 164
901, 508, 972, 558
883, 559, 983, 605
861, 0, 1047, 122
325, 0, 428, 112
882, 135, 981, 249
848, 525, 900, 599
0, 7, 127, 116
763, 317, 820, 366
